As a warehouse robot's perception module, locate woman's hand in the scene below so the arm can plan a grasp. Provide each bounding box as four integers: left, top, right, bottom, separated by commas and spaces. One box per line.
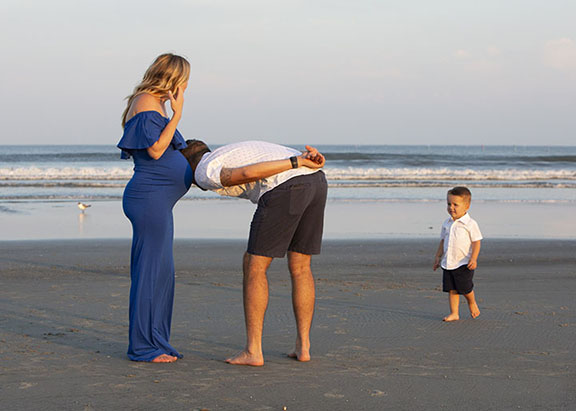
147, 86, 185, 160
167, 86, 184, 119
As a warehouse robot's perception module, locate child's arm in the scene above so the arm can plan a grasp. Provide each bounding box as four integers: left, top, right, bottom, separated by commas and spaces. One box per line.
467, 240, 481, 270
433, 239, 444, 271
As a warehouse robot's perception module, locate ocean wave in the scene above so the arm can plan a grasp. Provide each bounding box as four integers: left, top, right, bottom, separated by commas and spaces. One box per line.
323, 152, 576, 164
0, 167, 133, 180
323, 167, 576, 181
1, 195, 574, 205
0, 152, 119, 163
2, 181, 575, 189
329, 181, 576, 189
1, 165, 576, 182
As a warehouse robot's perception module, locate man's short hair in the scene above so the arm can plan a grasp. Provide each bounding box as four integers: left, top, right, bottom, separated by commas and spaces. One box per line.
448, 186, 472, 202
181, 139, 211, 190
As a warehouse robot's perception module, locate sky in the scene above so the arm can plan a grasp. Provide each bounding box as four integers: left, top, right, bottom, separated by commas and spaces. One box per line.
1, 0, 575, 146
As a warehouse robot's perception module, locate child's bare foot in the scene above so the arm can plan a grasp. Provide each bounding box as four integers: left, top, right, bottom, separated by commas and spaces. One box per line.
151, 354, 178, 363
443, 314, 460, 322
225, 350, 264, 367
469, 303, 480, 319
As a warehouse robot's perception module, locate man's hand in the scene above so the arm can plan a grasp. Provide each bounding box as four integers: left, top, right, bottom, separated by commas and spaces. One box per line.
301, 145, 325, 168
467, 259, 477, 270
433, 257, 441, 271
299, 155, 324, 169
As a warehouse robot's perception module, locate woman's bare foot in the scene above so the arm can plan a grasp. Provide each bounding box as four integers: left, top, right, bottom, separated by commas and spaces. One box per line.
151, 354, 178, 363
443, 313, 460, 322
225, 350, 264, 367
469, 303, 481, 319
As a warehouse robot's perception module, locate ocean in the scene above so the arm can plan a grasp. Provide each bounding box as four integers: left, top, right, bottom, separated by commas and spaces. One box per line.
1, 144, 575, 204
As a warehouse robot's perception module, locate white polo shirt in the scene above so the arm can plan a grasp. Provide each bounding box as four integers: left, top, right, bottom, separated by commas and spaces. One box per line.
440, 213, 483, 270
194, 141, 319, 204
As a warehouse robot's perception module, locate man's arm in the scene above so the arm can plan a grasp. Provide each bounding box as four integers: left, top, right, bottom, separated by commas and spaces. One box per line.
220, 146, 325, 187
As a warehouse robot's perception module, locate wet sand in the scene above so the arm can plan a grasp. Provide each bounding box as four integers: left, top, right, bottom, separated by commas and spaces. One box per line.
1, 239, 574, 410
2, 198, 576, 241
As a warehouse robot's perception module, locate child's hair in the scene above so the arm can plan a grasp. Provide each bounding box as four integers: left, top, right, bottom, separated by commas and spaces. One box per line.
448, 186, 472, 202
121, 53, 190, 127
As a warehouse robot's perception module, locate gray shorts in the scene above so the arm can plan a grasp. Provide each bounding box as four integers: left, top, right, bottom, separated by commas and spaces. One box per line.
247, 171, 328, 258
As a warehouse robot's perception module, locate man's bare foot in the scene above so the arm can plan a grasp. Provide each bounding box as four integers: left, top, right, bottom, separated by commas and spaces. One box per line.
443, 313, 460, 322
225, 350, 264, 367
287, 349, 311, 362
151, 354, 178, 363
469, 303, 480, 319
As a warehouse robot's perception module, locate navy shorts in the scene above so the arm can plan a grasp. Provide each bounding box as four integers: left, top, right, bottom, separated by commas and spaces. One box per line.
247, 171, 328, 258
442, 265, 474, 295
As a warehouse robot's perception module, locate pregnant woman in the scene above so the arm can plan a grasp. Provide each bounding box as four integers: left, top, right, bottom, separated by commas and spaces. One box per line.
117, 53, 192, 362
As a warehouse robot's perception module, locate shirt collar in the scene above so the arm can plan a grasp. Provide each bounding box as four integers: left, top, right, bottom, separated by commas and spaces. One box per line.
454, 213, 471, 225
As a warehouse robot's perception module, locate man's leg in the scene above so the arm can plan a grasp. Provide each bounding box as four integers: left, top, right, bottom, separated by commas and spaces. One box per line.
226, 252, 273, 366
287, 251, 315, 362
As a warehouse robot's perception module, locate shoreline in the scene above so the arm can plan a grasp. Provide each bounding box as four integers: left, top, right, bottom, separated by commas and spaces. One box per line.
1, 238, 574, 410
2, 198, 576, 241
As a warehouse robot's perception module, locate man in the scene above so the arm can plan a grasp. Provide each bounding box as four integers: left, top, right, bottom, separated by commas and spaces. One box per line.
181, 140, 327, 366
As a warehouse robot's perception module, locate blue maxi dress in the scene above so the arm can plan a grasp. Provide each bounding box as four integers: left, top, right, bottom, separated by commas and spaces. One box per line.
117, 111, 192, 361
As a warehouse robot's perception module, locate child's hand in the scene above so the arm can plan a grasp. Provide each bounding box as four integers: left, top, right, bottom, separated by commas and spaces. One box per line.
433, 258, 440, 271
467, 260, 477, 270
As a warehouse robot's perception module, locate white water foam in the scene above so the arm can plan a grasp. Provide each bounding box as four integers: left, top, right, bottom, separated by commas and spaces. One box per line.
323, 167, 576, 181
1, 165, 575, 182
0, 166, 133, 180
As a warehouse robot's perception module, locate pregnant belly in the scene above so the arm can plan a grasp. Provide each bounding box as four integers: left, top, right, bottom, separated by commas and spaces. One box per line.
127, 150, 192, 201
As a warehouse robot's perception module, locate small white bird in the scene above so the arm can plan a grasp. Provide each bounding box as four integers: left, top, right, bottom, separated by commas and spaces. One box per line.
77, 202, 91, 212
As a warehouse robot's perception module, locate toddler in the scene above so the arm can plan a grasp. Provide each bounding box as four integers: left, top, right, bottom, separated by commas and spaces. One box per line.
433, 186, 482, 321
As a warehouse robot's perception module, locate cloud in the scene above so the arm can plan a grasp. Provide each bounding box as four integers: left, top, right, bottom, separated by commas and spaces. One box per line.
543, 38, 576, 71
454, 49, 471, 58
452, 47, 501, 74
486, 46, 501, 57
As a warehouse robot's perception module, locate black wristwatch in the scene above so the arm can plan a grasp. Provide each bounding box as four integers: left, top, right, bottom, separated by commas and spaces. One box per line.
290, 156, 298, 169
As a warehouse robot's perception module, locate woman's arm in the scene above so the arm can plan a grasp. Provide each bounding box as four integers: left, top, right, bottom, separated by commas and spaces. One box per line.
146, 88, 185, 160
220, 147, 326, 187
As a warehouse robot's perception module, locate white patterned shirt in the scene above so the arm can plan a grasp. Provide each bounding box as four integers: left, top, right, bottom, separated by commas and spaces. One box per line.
440, 213, 483, 270
194, 141, 320, 203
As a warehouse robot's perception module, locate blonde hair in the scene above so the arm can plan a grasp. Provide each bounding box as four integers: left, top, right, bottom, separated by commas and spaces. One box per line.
122, 53, 190, 127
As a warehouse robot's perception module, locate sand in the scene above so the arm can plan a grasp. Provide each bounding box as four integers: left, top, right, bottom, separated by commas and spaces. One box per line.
1, 239, 574, 410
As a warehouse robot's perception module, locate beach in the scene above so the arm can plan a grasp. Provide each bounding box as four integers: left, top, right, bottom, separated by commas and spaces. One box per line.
2, 143, 575, 409
1, 238, 574, 410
